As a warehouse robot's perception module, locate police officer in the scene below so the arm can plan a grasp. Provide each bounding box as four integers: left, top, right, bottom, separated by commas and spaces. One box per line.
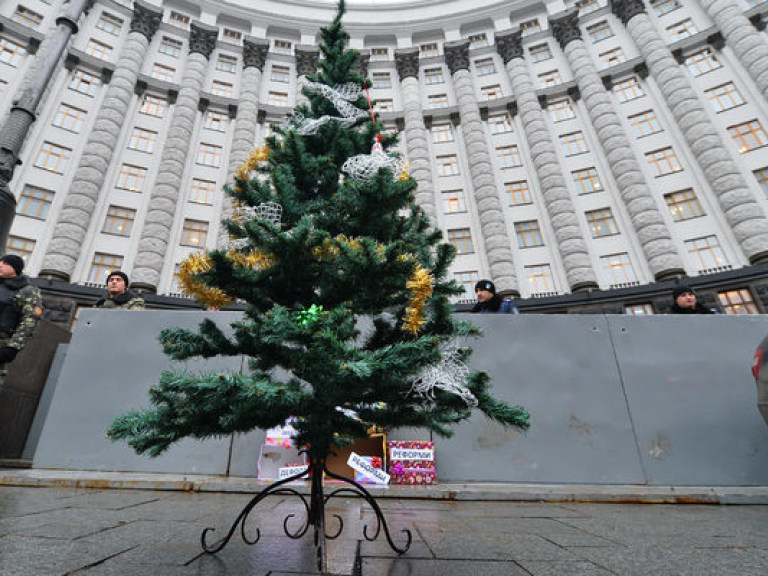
0, 254, 43, 388
94, 271, 145, 310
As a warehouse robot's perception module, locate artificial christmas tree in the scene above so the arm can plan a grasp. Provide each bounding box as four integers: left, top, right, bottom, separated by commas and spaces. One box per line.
108, 1, 529, 570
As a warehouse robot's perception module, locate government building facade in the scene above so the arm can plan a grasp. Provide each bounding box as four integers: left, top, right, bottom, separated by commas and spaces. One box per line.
2, 0, 768, 319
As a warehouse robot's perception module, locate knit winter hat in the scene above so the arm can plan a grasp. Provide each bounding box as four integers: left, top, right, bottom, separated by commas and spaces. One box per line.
672, 284, 695, 300
475, 280, 496, 294
107, 270, 130, 287
0, 254, 24, 276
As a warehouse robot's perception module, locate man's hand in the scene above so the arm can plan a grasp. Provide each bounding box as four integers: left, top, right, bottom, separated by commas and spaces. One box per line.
0, 347, 19, 364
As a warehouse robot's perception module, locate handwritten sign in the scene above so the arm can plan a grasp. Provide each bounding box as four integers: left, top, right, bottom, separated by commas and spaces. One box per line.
347, 452, 390, 484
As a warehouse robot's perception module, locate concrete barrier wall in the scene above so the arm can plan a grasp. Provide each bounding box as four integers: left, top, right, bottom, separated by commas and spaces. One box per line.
32, 309, 768, 485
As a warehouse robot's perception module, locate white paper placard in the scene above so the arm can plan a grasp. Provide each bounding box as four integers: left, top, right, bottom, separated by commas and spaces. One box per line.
347, 452, 390, 485
389, 447, 434, 462
278, 464, 309, 480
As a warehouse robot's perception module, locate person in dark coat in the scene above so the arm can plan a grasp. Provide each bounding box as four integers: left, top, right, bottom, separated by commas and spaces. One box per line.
471, 279, 519, 314
670, 284, 715, 314
94, 271, 145, 310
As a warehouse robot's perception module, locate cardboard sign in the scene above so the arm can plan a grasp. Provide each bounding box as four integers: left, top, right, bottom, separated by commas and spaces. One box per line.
347, 452, 390, 484
389, 447, 434, 462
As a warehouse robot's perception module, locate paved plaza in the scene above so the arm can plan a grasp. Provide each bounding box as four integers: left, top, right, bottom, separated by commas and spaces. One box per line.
1, 484, 767, 575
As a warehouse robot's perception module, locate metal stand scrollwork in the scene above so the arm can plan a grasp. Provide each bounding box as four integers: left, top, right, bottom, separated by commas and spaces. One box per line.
201, 453, 412, 573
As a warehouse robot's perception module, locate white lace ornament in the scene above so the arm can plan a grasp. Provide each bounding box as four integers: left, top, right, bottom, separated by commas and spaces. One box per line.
408, 343, 478, 408
232, 202, 283, 227
342, 140, 403, 181
293, 82, 369, 135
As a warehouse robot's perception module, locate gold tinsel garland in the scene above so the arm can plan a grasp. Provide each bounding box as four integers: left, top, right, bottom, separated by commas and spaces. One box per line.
402, 264, 434, 335
233, 146, 270, 196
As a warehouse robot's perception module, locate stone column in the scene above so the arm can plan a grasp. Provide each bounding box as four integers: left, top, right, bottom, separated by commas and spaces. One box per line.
395, 48, 438, 224
216, 38, 269, 247
295, 46, 319, 108
611, 0, 768, 263
550, 9, 685, 280
445, 40, 518, 296
699, 0, 768, 104
496, 31, 599, 292
39, 1, 162, 280
131, 23, 218, 292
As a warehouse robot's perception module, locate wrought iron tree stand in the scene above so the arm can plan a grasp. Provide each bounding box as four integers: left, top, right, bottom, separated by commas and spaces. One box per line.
200, 453, 412, 573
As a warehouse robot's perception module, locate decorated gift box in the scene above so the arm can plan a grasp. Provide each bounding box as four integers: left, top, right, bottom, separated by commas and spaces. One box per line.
386, 440, 437, 485
352, 456, 385, 484
264, 416, 299, 448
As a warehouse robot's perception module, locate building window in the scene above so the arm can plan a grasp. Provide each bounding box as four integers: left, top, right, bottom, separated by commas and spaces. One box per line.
685, 48, 721, 76
549, 99, 576, 122
372, 72, 391, 89
613, 76, 644, 103
525, 264, 555, 294
587, 20, 614, 43
128, 128, 157, 153
572, 167, 603, 195
1, 36, 26, 67
96, 12, 123, 36
664, 189, 705, 221
190, 178, 216, 205
586, 207, 619, 237
515, 220, 544, 248
475, 58, 496, 76
447, 228, 474, 254
102, 205, 136, 236
706, 82, 744, 112
650, 0, 681, 16
370, 47, 389, 61
481, 85, 503, 100
159, 37, 182, 57
685, 235, 727, 270
454, 271, 479, 299
420, 42, 439, 58
273, 39, 292, 55
626, 303, 655, 315
488, 113, 513, 134
52, 103, 87, 133
89, 253, 124, 284
222, 29, 242, 45
203, 109, 228, 131
521, 19, 541, 36
6, 236, 35, 261
628, 109, 662, 137
560, 131, 589, 156
600, 47, 626, 68
150, 63, 175, 81
375, 99, 394, 112
432, 123, 454, 143
728, 120, 768, 153
441, 189, 466, 213
197, 143, 222, 167
271, 65, 290, 82
428, 94, 449, 108
497, 145, 522, 168
116, 164, 147, 192
667, 18, 698, 41
212, 81, 234, 98
11, 6, 43, 29
216, 54, 237, 73
180, 219, 209, 247
646, 147, 682, 176
17, 185, 54, 219
424, 67, 444, 85
139, 93, 167, 117
754, 167, 768, 195
505, 180, 532, 206
600, 253, 637, 285
169, 11, 190, 29
34, 141, 71, 173
437, 155, 460, 176
468, 33, 489, 48
267, 91, 288, 106
85, 39, 113, 60
718, 289, 759, 315
528, 43, 552, 63
539, 70, 562, 87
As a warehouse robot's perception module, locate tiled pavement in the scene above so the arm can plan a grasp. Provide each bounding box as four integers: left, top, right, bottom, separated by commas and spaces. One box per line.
1, 484, 767, 575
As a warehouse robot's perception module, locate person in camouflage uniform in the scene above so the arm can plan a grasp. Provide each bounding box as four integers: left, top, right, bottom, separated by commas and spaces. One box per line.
94, 271, 145, 310
0, 254, 43, 389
